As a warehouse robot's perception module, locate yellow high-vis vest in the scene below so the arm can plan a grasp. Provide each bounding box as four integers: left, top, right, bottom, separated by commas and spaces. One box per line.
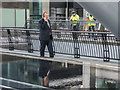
70, 14, 79, 26
88, 16, 95, 26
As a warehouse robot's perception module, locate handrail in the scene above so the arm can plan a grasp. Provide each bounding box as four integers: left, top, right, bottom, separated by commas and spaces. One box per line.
1, 27, 119, 61
26, 19, 99, 23
1, 28, 112, 34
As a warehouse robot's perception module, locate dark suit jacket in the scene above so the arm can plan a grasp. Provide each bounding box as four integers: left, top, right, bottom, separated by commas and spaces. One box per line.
39, 18, 53, 41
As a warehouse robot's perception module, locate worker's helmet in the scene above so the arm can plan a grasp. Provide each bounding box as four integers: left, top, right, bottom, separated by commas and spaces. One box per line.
72, 11, 76, 14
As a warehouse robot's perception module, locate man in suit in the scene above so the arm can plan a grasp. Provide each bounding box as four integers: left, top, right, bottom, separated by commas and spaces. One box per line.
39, 12, 54, 58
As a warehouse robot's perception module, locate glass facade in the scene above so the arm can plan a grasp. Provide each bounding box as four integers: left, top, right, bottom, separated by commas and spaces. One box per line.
1, 2, 30, 28
29, 0, 42, 20
1, 8, 29, 27
29, 1, 42, 29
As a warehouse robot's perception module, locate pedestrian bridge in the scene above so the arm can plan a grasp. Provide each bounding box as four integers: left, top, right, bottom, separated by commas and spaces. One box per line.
0, 27, 120, 89
1, 28, 120, 62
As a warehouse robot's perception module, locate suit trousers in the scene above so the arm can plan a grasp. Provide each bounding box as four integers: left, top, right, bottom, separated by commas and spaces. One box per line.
40, 39, 54, 57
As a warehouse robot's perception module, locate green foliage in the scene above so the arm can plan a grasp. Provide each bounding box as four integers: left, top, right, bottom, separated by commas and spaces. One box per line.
100, 24, 105, 31
51, 22, 57, 29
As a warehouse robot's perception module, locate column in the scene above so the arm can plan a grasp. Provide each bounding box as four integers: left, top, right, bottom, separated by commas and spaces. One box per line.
83, 62, 90, 88
90, 64, 96, 89
42, 0, 49, 15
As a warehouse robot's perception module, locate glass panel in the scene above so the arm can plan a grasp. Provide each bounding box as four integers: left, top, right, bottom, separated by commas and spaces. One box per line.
1, 9, 15, 27
16, 9, 25, 27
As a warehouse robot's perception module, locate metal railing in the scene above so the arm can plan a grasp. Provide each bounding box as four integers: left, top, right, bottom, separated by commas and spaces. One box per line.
26, 20, 100, 31
1, 28, 120, 62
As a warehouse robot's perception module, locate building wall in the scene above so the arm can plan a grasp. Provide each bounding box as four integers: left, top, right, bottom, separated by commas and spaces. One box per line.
42, 0, 49, 17
29, 1, 42, 20
1, 2, 30, 27
1, 8, 29, 27
2, 2, 29, 9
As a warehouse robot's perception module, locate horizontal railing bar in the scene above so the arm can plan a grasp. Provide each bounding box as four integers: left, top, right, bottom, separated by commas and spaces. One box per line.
1, 28, 113, 34
1, 27, 25, 28
26, 19, 99, 22
1, 27, 119, 60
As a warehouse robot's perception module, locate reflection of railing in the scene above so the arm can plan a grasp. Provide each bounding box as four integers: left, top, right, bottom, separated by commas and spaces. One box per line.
1, 28, 120, 62
27, 20, 100, 30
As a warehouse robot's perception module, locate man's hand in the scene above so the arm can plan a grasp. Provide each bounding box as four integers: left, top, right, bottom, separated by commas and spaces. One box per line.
70, 19, 72, 21
44, 17, 47, 21
43, 76, 48, 86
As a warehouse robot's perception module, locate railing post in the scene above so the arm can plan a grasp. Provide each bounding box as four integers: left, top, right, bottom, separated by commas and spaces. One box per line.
116, 38, 120, 60
14, 30, 19, 43
102, 33, 110, 62
26, 30, 33, 53
74, 39, 80, 58
7, 29, 14, 50
52, 41, 55, 56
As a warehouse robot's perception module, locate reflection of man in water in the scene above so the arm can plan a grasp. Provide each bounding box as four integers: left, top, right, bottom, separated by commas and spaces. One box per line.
39, 60, 52, 87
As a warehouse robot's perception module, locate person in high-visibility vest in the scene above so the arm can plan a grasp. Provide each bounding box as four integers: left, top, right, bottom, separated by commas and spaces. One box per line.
88, 14, 96, 32
70, 11, 79, 40
88, 15, 97, 39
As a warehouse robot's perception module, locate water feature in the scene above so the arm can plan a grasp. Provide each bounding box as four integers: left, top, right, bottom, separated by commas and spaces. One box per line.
0, 54, 119, 89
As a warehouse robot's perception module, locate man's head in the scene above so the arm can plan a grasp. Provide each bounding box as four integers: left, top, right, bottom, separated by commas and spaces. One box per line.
43, 12, 48, 19
72, 11, 76, 16
90, 14, 92, 17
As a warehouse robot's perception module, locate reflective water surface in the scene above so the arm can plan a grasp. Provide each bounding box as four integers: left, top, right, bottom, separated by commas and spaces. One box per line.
0, 54, 120, 89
